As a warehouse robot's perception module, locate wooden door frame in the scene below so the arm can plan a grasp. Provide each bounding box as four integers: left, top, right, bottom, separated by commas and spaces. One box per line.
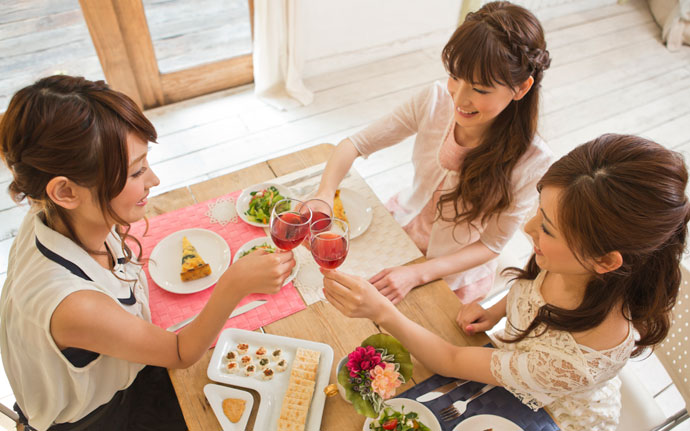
79, 0, 254, 109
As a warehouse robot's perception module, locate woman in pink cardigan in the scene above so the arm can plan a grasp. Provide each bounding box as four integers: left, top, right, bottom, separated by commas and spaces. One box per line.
315, 1, 554, 305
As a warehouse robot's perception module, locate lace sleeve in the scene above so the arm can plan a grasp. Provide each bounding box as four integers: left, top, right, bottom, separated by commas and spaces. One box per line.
490, 344, 593, 411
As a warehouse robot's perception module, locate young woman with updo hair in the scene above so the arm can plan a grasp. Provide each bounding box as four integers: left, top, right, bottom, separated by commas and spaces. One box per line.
315, 1, 555, 308
323, 133, 690, 430
0, 75, 295, 430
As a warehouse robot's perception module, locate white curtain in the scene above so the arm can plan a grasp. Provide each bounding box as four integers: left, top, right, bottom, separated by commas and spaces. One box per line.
252, 0, 314, 110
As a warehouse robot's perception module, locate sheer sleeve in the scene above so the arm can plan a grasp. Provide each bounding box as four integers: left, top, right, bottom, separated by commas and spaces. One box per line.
490, 342, 594, 411
349, 84, 437, 158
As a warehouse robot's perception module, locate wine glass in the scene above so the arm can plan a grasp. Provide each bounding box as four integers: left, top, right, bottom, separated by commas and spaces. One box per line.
269, 198, 312, 251
304, 198, 332, 231
302, 198, 333, 249
310, 217, 349, 269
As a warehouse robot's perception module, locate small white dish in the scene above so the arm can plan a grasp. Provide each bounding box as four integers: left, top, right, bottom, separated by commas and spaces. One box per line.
338, 188, 372, 239
148, 228, 231, 294
203, 384, 254, 431
452, 414, 523, 431
208, 328, 334, 431
236, 182, 293, 227
363, 398, 442, 431
232, 236, 300, 285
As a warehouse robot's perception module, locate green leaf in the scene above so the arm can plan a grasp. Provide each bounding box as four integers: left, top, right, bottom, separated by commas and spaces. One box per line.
337, 359, 378, 418
361, 334, 413, 382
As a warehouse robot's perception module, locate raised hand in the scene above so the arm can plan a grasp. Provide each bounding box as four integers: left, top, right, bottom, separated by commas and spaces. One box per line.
369, 265, 423, 304
321, 269, 394, 322
222, 249, 295, 296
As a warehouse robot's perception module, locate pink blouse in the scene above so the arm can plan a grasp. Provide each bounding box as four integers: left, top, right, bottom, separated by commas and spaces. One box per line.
401, 122, 469, 255
349, 82, 554, 298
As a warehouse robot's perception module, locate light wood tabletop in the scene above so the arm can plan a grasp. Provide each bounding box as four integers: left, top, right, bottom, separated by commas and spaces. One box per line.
148, 143, 490, 430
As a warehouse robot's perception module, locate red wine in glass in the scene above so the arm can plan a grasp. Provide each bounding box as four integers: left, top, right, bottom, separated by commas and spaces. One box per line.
310, 217, 349, 269
303, 199, 333, 250
310, 211, 332, 232
271, 213, 309, 250
270, 198, 312, 251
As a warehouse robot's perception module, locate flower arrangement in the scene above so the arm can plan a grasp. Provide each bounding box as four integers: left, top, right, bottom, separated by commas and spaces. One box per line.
337, 334, 413, 418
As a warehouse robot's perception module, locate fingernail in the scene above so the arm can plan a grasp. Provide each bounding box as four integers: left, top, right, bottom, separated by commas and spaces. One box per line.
465, 325, 473, 333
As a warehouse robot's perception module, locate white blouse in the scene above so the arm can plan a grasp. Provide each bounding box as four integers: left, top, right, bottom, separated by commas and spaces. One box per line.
0, 211, 150, 430
489, 271, 636, 431
349, 81, 554, 289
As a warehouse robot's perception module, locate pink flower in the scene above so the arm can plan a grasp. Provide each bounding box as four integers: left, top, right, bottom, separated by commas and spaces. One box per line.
347, 346, 382, 377
369, 363, 402, 399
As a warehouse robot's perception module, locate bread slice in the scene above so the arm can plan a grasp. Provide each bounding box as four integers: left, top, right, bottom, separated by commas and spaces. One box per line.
180, 236, 211, 281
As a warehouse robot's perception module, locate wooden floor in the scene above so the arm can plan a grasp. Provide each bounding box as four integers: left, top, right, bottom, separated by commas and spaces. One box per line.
1, 0, 689, 428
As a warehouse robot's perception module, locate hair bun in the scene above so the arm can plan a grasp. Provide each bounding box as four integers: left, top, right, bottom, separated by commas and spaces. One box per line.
531, 48, 551, 72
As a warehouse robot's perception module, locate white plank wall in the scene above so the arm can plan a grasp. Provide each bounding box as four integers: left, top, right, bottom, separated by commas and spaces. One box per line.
1, 0, 689, 429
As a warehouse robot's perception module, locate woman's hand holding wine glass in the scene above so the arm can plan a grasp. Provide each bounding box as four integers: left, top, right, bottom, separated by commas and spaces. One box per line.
310, 216, 349, 269
269, 198, 312, 251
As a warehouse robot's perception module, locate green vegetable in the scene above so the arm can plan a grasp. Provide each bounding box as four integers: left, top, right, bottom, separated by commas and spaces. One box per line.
368, 406, 431, 431
239, 243, 276, 258
245, 186, 288, 224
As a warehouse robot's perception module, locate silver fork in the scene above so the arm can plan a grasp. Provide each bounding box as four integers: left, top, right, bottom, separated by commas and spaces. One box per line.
439, 384, 494, 421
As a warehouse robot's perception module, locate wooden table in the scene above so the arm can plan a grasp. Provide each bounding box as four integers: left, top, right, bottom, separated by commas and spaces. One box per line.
148, 144, 491, 430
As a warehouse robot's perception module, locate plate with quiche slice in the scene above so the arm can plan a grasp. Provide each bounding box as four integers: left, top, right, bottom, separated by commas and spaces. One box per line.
334, 188, 373, 239
148, 228, 231, 294
208, 328, 334, 431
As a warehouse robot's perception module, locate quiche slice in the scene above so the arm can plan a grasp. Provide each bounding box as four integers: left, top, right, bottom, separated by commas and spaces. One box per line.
180, 236, 212, 282
333, 189, 349, 224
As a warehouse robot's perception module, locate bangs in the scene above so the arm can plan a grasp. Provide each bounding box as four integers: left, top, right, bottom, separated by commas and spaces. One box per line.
442, 21, 515, 88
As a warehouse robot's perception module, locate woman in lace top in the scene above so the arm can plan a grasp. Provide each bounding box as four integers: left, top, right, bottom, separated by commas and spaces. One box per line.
323, 134, 689, 430
314, 2, 553, 305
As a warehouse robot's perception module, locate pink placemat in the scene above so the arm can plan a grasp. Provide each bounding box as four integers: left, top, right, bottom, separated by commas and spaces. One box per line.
129, 190, 306, 344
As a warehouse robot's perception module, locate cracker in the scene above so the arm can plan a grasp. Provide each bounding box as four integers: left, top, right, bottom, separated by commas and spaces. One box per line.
295, 348, 320, 362
221, 398, 245, 423
292, 361, 318, 374
289, 368, 317, 381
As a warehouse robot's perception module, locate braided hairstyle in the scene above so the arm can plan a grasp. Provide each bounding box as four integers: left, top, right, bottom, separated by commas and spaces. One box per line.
0, 75, 156, 262
505, 134, 690, 356
439, 1, 551, 227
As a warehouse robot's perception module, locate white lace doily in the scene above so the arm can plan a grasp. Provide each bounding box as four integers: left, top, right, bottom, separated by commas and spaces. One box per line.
205, 197, 238, 225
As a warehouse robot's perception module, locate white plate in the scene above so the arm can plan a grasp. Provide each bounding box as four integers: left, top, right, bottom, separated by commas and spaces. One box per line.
232, 236, 300, 285
237, 182, 293, 227
338, 188, 372, 239
208, 328, 334, 431
203, 384, 254, 431
148, 228, 231, 294
452, 414, 523, 431
363, 398, 442, 431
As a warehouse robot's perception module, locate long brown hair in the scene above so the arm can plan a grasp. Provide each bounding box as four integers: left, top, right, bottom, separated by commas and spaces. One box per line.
439, 1, 551, 227
505, 134, 690, 356
0, 75, 157, 264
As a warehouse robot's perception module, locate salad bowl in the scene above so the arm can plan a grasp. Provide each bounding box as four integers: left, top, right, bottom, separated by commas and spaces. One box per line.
236, 183, 292, 227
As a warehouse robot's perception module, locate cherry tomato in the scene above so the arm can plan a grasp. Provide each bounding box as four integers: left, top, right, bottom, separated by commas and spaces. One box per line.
382, 418, 398, 430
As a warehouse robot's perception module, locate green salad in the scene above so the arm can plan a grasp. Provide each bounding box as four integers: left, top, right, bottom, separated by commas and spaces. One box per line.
245, 186, 287, 224
239, 242, 276, 258
368, 406, 431, 431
